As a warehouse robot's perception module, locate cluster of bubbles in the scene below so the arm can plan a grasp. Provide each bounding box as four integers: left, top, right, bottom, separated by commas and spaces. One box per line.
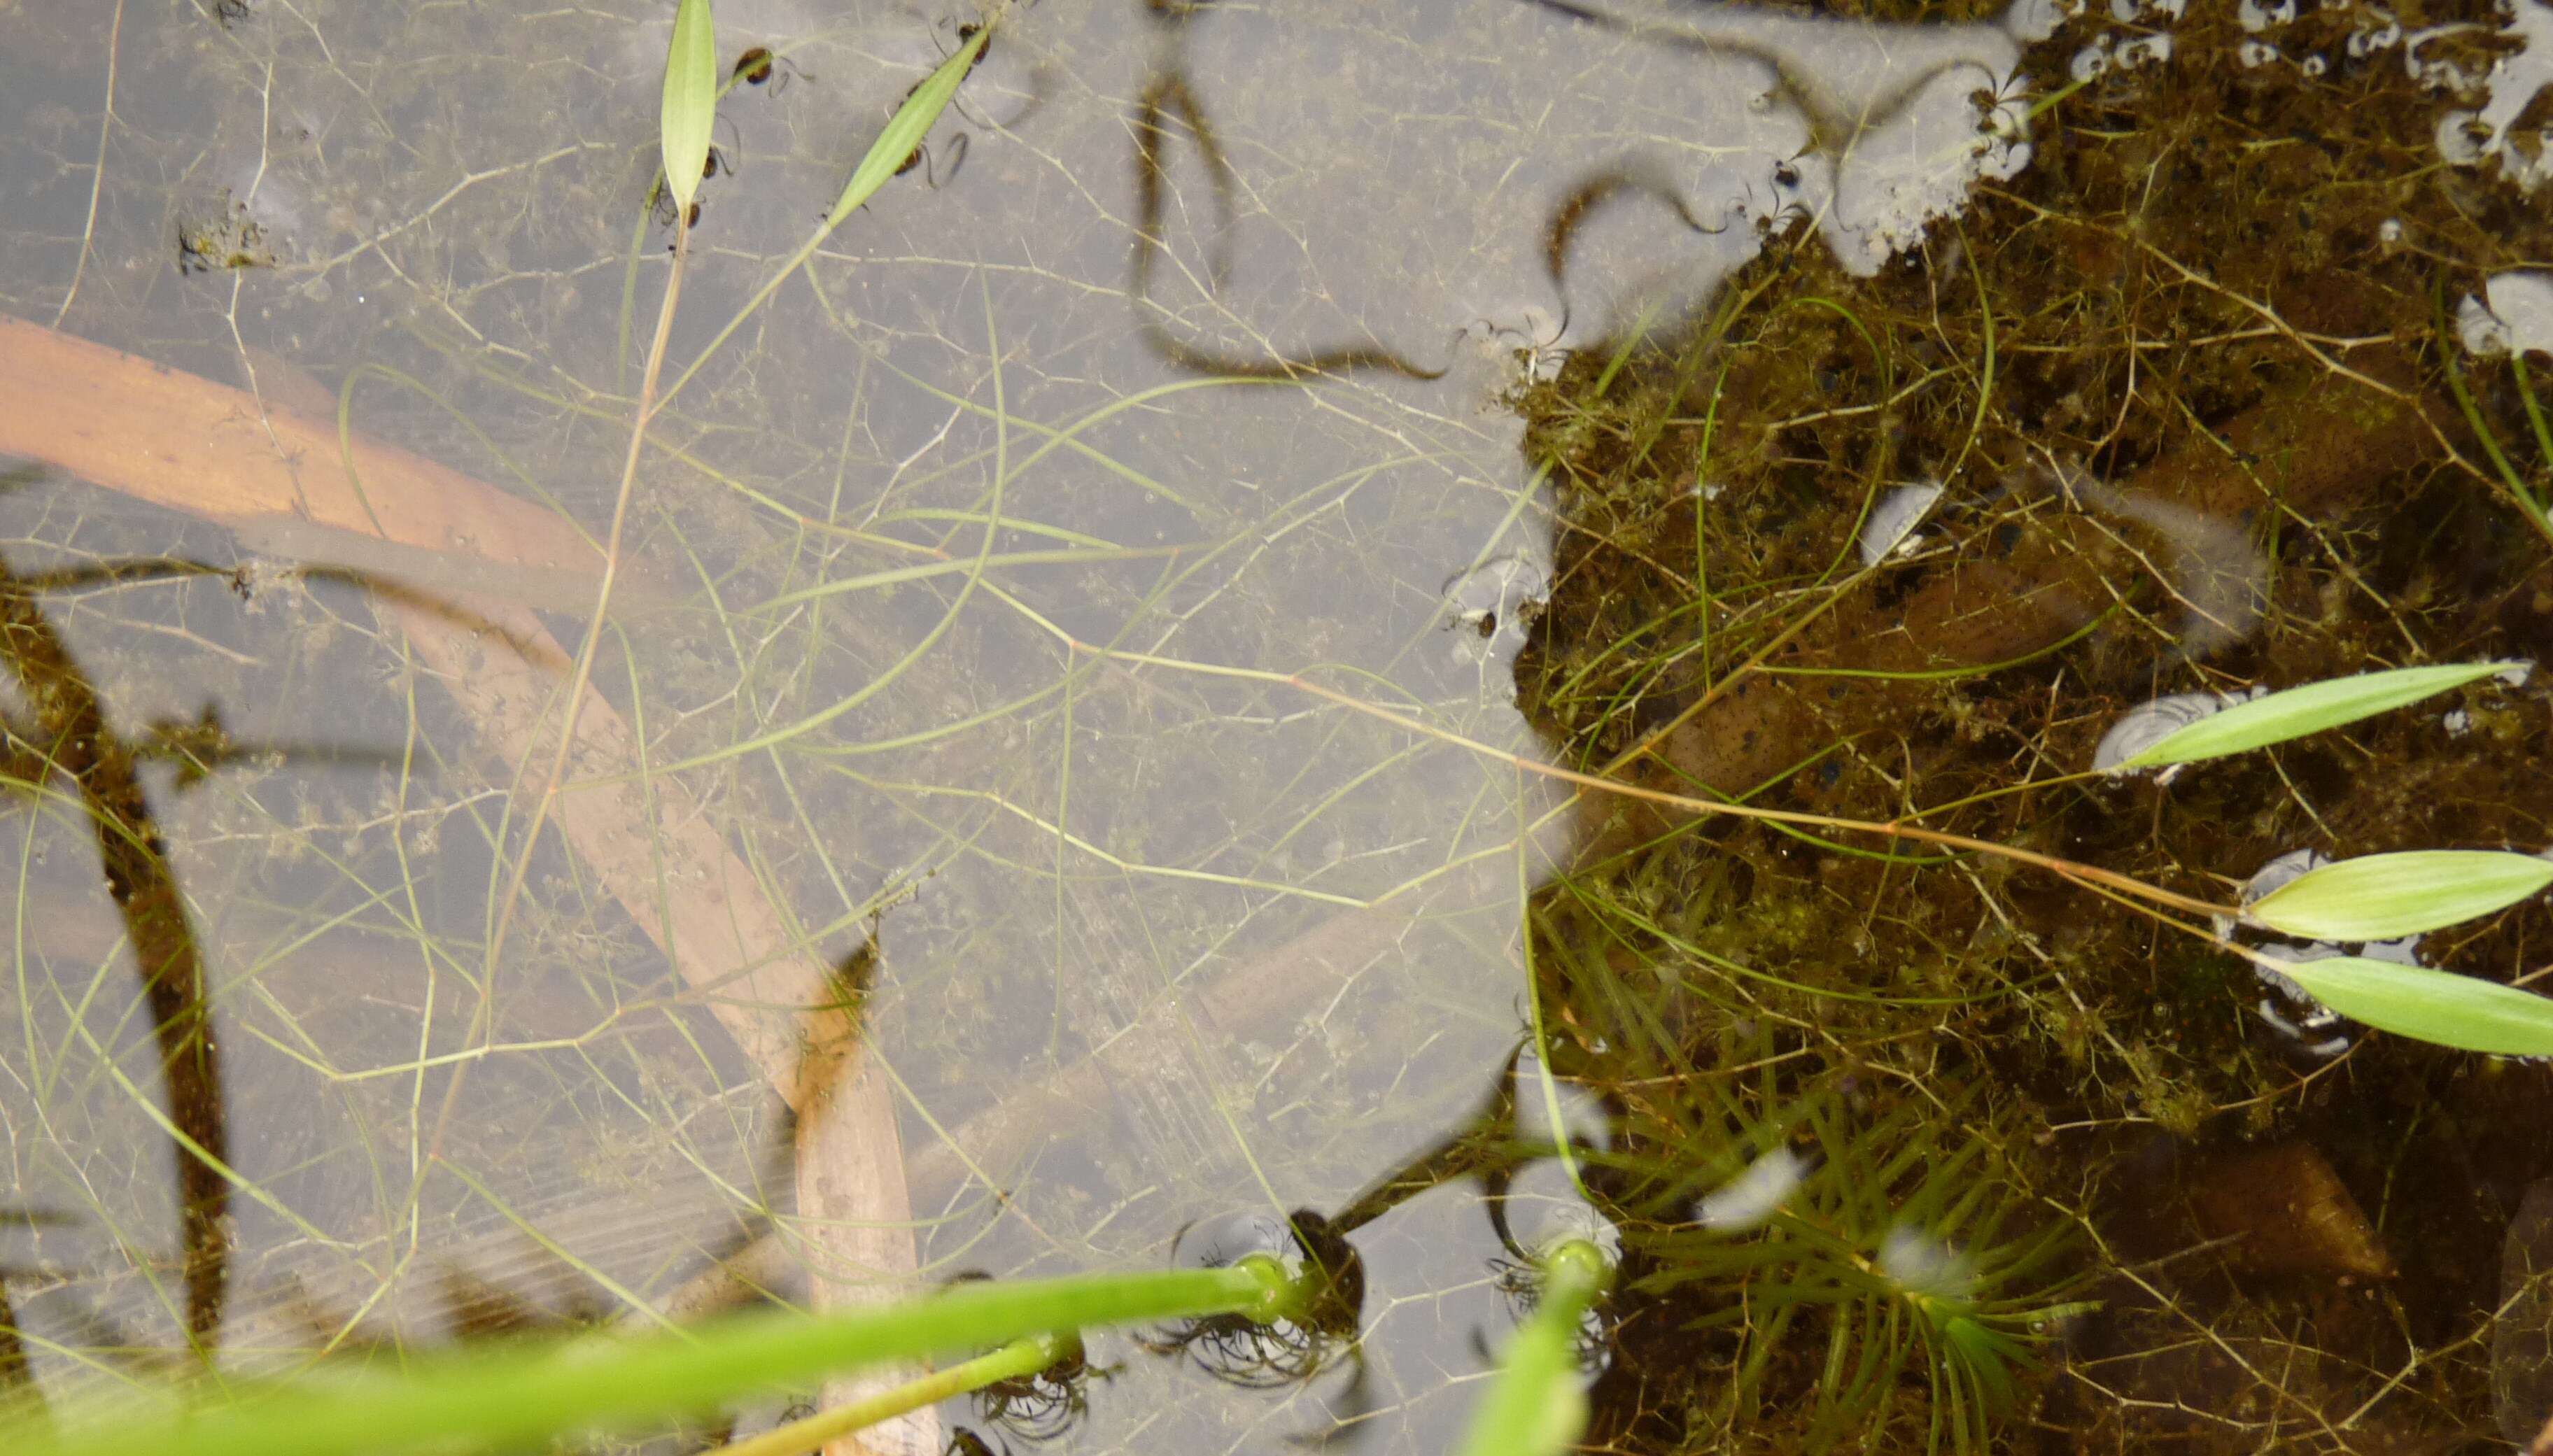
2067, 0, 2183, 83
2459, 272, 2553, 359
2235, 0, 2325, 73
1442, 553, 1552, 672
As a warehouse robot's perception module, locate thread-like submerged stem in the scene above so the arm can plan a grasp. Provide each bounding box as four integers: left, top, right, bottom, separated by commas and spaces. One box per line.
701, 1333, 1069, 1456
1456, 1238, 1617, 1456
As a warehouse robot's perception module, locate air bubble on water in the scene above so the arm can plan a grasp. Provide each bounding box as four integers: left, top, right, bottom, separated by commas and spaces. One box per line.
1878, 1227, 1971, 1299
2460, 292, 2514, 355
2245, 847, 2327, 903
1442, 553, 1549, 669
2238, 0, 2295, 31
2091, 690, 2245, 776
2417, 3, 2553, 185
1512, 1047, 1613, 1153
2461, 274, 2553, 357
1858, 481, 1945, 567
2004, 0, 2067, 42
1695, 1147, 1807, 1232
2116, 34, 2174, 68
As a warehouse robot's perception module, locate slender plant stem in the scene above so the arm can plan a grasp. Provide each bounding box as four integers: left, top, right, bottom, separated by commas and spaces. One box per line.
1250, 665, 2226, 920
456, 209, 691, 1157
701, 1334, 1064, 1456
490, 216, 689, 961
1000, 625, 2223, 921
13, 1260, 1295, 1456
1456, 1240, 1612, 1456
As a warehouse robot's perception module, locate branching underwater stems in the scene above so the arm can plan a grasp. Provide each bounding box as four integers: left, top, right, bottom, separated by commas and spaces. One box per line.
474, 207, 694, 1099
1067, 637, 2226, 923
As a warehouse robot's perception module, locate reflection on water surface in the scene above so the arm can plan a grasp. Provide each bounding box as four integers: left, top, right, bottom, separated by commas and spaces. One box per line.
4, 0, 2553, 1450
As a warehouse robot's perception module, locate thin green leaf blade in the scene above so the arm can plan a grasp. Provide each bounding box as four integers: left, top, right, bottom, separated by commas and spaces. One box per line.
827, 24, 987, 228
2268, 954, 2553, 1056
2123, 662, 2518, 768
659, 0, 717, 213
2248, 850, 2553, 941
4, 1261, 1295, 1456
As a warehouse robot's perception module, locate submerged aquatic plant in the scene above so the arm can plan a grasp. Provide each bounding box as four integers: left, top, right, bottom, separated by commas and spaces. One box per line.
1636, 1095, 2090, 1453
2096, 662, 2522, 773
2440, 276, 2553, 551
2242, 849, 2553, 943
2076, 664, 2553, 1056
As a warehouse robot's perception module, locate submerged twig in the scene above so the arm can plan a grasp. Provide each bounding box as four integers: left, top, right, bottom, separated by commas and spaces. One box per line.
0, 530, 227, 1348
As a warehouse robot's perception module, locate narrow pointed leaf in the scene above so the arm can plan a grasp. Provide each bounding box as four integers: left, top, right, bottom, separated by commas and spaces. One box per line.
2268, 954, 2553, 1056
2246, 849, 2553, 940
1, 1260, 1298, 1456
2121, 661, 2518, 768
659, 0, 717, 213
827, 24, 987, 228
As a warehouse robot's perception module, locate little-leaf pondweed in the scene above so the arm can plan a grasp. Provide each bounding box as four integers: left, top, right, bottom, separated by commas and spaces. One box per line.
2257, 954, 2553, 1057
2244, 849, 2553, 942
827, 24, 987, 228
659, 0, 717, 213
2116, 661, 2519, 770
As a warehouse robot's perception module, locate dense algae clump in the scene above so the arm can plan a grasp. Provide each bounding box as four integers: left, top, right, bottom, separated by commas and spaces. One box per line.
1514, 0, 2553, 1449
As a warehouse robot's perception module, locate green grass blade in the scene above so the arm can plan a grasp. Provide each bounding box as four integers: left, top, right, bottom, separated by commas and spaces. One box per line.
2122, 662, 2517, 768
2267, 954, 2553, 1056
707, 1334, 1064, 1456
659, 0, 717, 212
11, 1261, 1295, 1456
2246, 849, 2553, 941
827, 25, 987, 228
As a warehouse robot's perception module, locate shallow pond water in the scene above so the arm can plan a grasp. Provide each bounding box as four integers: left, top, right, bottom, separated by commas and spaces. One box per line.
4, 0, 2553, 1451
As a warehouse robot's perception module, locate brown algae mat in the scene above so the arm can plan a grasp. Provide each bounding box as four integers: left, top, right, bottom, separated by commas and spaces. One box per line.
1508, 1, 2553, 1451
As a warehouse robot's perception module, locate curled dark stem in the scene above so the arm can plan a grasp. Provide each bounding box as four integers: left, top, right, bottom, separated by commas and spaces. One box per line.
1544, 164, 1728, 304
1131, 71, 1446, 381
1517, 0, 2000, 157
